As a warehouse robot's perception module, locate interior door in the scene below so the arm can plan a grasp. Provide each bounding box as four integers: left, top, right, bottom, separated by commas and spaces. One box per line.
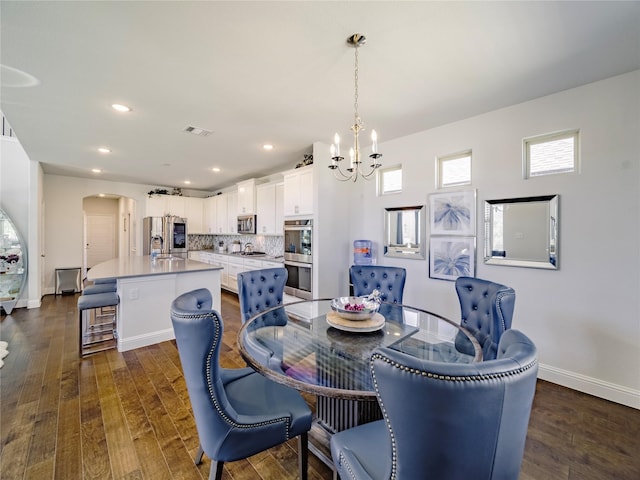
86, 214, 116, 269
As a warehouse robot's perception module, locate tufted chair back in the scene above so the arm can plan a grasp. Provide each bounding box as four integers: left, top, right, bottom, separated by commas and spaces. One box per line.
330, 329, 538, 480
350, 265, 406, 303
237, 268, 288, 324
455, 276, 516, 360
170, 288, 312, 480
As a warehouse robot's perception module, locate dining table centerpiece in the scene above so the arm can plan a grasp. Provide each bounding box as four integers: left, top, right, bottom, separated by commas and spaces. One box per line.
327, 290, 385, 332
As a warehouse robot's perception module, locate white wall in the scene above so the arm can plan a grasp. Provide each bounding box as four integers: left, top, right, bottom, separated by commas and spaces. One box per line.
42, 175, 154, 294
344, 71, 640, 407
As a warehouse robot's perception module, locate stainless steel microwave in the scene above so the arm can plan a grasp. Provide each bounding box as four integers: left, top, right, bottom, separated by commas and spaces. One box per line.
237, 214, 256, 234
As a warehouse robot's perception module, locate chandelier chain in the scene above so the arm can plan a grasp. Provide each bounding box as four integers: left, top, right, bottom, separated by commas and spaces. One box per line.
354, 44, 359, 123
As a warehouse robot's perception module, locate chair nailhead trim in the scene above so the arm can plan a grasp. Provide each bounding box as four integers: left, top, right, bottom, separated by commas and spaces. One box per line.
367, 352, 537, 480
171, 310, 292, 438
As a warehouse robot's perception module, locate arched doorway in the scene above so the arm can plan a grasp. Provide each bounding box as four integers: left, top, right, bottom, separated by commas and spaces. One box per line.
82, 194, 136, 280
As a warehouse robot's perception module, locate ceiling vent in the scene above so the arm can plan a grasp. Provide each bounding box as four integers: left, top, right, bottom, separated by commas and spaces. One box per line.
183, 125, 212, 137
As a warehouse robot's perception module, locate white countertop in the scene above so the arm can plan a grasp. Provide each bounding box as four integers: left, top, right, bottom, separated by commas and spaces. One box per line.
87, 255, 222, 281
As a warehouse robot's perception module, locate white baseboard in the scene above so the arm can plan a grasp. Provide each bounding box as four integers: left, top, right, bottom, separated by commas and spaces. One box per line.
27, 298, 41, 309
117, 328, 175, 352
538, 363, 640, 410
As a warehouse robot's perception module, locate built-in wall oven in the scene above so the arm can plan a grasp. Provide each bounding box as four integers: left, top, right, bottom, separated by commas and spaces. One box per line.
284, 219, 313, 299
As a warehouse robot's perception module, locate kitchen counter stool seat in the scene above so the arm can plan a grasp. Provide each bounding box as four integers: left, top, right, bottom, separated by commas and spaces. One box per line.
78, 291, 119, 357
83, 282, 117, 294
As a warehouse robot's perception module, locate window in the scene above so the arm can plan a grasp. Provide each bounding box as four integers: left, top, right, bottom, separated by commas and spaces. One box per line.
379, 165, 402, 195
524, 130, 578, 178
437, 151, 471, 188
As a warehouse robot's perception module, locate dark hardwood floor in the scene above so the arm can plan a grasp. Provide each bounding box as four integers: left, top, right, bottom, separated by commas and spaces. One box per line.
1, 292, 639, 479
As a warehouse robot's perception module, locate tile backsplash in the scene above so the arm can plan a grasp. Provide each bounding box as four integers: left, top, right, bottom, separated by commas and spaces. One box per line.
188, 234, 284, 257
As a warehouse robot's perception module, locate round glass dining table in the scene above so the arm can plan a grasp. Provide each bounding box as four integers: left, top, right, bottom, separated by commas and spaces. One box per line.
238, 298, 481, 401
238, 298, 482, 465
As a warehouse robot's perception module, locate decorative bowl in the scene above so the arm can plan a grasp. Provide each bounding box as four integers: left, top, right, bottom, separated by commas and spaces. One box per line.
331, 296, 380, 321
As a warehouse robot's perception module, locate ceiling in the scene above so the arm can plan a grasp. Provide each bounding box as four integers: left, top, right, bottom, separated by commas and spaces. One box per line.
2, 1, 639, 193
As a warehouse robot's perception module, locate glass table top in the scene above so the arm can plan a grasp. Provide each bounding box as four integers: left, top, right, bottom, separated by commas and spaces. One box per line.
238, 299, 482, 400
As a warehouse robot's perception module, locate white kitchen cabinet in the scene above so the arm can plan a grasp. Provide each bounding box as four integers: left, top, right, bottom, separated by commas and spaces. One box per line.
215, 194, 228, 234
283, 166, 313, 216
212, 192, 239, 234
256, 182, 284, 235
236, 179, 256, 215
275, 183, 284, 234
243, 258, 264, 271
188, 251, 202, 261
261, 260, 283, 269
226, 256, 244, 292
200, 252, 215, 264
166, 196, 185, 217
212, 254, 228, 287
227, 191, 238, 234
184, 197, 204, 234
204, 196, 218, 234
145, 195, 167, 217
145, 194, 186, 218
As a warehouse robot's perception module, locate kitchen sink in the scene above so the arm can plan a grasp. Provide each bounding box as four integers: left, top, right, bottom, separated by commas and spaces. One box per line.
154, 255, 184, 261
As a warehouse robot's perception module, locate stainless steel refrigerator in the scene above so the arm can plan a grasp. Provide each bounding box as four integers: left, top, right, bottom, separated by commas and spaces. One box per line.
142, 216, 188, 258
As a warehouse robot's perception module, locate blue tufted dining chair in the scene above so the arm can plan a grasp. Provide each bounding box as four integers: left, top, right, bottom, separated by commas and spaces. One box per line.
171, 288, 312, 480
454, 276, 516, 360
330, 329, 538, 480
237, 268, 289, 371
349, 266, 406, 320
237, 267, 288, 324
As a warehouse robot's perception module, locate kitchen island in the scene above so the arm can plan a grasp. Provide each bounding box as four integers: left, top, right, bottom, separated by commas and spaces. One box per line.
88, 255, 222, 352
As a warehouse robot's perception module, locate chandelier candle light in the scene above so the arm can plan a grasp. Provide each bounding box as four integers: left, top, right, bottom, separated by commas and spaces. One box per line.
329, 33, 382, 182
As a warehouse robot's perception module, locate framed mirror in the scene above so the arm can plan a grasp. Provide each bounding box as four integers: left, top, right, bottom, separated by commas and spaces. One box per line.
384, 205, 426, 259
0, 208, 28, 314
484, 195, 558, 269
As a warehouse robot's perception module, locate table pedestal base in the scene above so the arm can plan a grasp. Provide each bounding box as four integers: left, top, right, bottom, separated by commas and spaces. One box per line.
317, 396, 382, 432
310, 396, 382, 471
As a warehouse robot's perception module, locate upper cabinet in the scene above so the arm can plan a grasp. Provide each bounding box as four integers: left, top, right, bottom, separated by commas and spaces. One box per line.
227, 191, 238, 234
237, 179, 256, 215
209, 192, 238, 234
145, 195, 167, 217
204, 196, 218, 234
145, 194, 185, 218
256, 182, 284, 235
283, 166, 314, 217
183, 197, 204, 234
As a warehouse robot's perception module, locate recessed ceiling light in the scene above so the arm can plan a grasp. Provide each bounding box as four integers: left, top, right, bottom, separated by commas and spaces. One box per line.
263, 144, 274, 150
98, 193, 105, 197
97, 147, 111, 153
184, 180, 191, 185
111, 103, 131, 112
212, 167, 221, 173
92, 168, 102, 174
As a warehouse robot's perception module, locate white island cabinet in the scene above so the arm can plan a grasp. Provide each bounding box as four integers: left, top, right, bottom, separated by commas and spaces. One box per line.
87, 256, 222, 352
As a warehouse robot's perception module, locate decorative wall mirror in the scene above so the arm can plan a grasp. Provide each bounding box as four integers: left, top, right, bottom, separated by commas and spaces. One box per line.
384, 205, 426, 259
484, 195, 558, 269
0, 208, 28, 314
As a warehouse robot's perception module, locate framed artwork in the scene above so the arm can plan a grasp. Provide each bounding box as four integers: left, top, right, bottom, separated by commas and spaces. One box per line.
429, 236, 476, 281
429, 189, 476, 236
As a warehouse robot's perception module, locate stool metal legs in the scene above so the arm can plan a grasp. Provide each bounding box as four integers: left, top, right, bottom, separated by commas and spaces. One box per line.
79, 303, 118, 357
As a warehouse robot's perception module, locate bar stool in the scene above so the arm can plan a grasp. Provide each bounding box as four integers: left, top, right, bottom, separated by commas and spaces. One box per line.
82, 282, 117, 295
78, 291, 119, 357
82, 277, 117, 295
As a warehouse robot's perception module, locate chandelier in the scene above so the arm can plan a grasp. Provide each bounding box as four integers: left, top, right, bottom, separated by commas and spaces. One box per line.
329, 33, 382, 182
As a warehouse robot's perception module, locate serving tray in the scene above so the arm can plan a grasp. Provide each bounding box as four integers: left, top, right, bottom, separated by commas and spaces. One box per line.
326, 311, 385, 333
